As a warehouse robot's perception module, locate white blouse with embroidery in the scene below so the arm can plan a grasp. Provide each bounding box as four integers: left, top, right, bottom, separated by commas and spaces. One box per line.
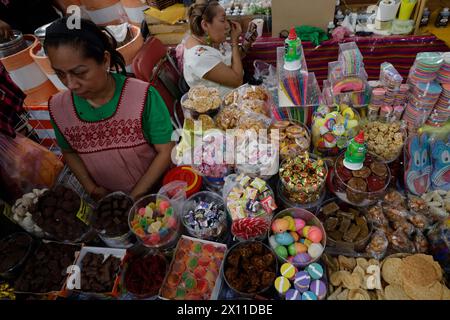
183, 43, 233, 98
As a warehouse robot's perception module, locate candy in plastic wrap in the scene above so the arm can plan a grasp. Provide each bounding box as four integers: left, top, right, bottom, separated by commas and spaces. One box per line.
392, 219, 415, 237
366, 204, 389, 227
365, 230, 389, 260
383, 205, 407, 223
388, 229, 415, 253
407, 212, 430, 231
384, 190, 406, 208
413, 230, 429, 253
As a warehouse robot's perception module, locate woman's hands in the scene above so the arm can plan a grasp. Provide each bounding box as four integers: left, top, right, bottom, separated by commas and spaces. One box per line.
230, 20, 242, 44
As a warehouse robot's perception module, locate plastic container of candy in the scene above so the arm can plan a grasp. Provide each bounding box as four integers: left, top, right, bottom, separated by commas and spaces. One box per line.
269, 119, 311, 160
276, 179, 326, 213
222, 240, 277, 298
181, 191, 228, 241
330, 153, 391, 207
0, 232, 35, 280
180, 87, 222, 120
92, 192, 135, 249
225, 175, 277, 241
121, 249, 168, 300
128, 194, 181, 250
311, 104, 361, 158
279, 153, 328, 205
268, 208, 326, 268
316, 197, 373, 253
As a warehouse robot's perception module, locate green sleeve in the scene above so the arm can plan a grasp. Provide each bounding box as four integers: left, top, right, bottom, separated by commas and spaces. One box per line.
50, 119, 72, 151
142, 86, 174, 145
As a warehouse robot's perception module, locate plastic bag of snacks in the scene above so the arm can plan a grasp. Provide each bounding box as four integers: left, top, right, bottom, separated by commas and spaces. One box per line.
224, 84, 273, 117
365, 229, 389, 260
0, 133, 64, 203
224, 174, 277, 241
181, 86, 222, 120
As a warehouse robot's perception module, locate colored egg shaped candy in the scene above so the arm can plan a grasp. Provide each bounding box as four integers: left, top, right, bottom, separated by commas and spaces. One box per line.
294, 242, 308, 254
308, 243, 324, 259
302, 226, 311, 238
280, 263, 297, 279
275, 246, 288, 259
310, 280, 327, 300
306, 263, 324, 280
294, 271, 311, 292
288, 244, 297, 256
282, 216, 296, 232
275, 232, 294, 246
269, 235, 279, 249
285, 289, 302, 300
294, 218, 306, 232
302, 291, 317, 300
274, 276, 291, 294
271, 219, 289, 233
307, 226, 323, 243
290, 231, 300, 242
293, 252, 311, 265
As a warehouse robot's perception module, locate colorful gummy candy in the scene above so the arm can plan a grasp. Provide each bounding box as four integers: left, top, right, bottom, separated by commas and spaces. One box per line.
130, 197, 179, 247
159, 236, 226, 300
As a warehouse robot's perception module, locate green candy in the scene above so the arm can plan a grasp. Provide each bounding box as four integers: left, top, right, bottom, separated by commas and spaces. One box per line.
184, 277, 197, 290
182, 272, 190, 281
176, 287, 186, 298
275, 246, 288, 260
188, 257, 198, 269
288, 244, 297, 256
165, 207, 174, 216
193, 243, 202, 254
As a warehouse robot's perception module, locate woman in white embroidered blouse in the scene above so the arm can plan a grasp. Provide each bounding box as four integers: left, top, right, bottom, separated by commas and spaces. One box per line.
183, 0, 252, 97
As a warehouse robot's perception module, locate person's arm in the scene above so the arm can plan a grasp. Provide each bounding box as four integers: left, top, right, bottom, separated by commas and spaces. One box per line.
62, 150, 109, 200
203, 20, 244, 88
51, 0, 68, 14
130, 142, 174, 200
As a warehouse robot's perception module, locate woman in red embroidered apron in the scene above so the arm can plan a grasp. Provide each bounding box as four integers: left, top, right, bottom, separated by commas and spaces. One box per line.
45, 18, 174, 201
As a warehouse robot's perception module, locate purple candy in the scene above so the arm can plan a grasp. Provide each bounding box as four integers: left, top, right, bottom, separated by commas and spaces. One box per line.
285, 289, 302, 300
310, 279, 327, 300
294, 271, 311, 292
293, 252, 311, 266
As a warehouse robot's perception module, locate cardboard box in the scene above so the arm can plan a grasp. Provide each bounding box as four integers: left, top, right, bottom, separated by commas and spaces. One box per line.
154, 32, 186, 45
272, 0, 336, 37
148, 22, 189, 34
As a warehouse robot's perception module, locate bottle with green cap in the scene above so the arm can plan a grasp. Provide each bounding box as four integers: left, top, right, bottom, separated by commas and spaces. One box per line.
343, 130, 366, 170
284, 27, 302, 71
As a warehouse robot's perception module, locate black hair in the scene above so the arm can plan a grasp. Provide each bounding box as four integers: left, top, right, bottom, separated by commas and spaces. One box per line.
44, 17, 127, 75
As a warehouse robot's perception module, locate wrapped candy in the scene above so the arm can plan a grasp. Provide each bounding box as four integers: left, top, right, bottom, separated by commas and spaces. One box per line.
279, 153, 327, 204
312, 104, 360, 157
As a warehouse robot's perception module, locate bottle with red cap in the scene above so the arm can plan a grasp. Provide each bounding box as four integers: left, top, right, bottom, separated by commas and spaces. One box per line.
284, 27, 302, 71
343, 130, 367, 170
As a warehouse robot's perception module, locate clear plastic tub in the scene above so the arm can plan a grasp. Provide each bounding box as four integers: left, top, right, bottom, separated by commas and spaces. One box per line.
269, 119, 311, 160
180, 90, 221, 120
279, 153, 328, 204
121, 250, 168, 300
276, 179, 326, 213
222, 240, 277, 298
92, 192, 135, 249
268, 208, 326, 268
331, 153, 391, 207
182, 191, 227, 241
0, 232, 34, 280
316, 198, 373, 253
128, 194, 181, 250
